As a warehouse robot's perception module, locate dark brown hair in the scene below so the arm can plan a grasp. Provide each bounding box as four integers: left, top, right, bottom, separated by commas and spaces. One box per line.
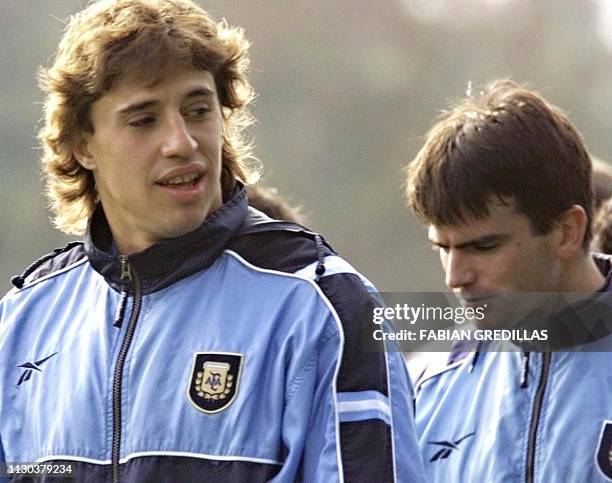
405, 79, 593, 247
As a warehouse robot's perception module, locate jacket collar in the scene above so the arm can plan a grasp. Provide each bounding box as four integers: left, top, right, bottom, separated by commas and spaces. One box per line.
449, 252, 612, 361
85, 184, 248, 294
519, 252, 612, 350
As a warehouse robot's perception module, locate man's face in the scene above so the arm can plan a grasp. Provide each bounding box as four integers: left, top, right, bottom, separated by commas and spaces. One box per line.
428, 200, 562, 327
75, 66, 224, 254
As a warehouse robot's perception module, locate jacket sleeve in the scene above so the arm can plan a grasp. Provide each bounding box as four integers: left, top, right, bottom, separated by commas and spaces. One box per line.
0, 300, 7, 483
275, 271, 426, 482
0, 426, 7, 483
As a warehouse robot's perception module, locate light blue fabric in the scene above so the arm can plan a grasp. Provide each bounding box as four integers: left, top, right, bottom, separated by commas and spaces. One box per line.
415, 338, 612, 482
0, 250, 424, 482
0, 436, 5, 482
0, 254, 326, 463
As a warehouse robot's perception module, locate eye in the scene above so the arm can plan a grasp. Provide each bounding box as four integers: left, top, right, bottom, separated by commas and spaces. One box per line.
185, 104, 212, 119
473, 244, 497, 252
128, 115, 155, 128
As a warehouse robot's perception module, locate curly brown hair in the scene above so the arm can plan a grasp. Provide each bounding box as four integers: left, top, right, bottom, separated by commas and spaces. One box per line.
39, 0, 260, 235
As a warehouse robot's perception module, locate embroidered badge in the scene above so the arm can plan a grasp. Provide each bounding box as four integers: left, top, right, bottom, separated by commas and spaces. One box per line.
596, 420, 612, 479
188, 352, 243, 413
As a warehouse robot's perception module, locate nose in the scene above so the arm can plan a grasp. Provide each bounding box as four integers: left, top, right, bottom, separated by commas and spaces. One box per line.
443, 249, 476, 289
160, 115, 198, 159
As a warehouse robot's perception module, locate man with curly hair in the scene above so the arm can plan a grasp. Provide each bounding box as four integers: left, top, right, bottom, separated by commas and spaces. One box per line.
0, 1, 424, 482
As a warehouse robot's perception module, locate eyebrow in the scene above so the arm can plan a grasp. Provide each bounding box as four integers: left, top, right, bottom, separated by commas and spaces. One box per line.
429, 234, 510, 250
116, 87, 216, 116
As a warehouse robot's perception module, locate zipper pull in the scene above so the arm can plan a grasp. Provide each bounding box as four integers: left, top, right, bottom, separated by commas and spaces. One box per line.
314, 235, 326, 280
114, 256, 132, 329
113, 291, 128, 328
120, 255, 132, 284
520, 352, 530, 388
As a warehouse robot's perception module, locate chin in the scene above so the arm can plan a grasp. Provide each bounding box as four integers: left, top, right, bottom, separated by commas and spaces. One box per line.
461, 296, 500, 328
163, 215, 208, 239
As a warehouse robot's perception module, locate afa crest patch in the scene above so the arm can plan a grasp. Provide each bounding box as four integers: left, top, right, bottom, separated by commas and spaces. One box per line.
596, 420, 612, 480
188, 352, 243, 414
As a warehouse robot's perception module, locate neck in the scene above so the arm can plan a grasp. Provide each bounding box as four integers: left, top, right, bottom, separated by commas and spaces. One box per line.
113, 233, 156, 256
560, 253, 606, 292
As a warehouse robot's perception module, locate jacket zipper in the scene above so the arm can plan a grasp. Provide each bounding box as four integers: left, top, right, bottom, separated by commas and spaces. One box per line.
112, 255, 142, 483
525, 352, 551, 483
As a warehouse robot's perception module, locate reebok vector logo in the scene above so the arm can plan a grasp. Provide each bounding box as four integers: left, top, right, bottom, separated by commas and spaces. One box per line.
16, 352, 59, 385
428, 432, 476, 462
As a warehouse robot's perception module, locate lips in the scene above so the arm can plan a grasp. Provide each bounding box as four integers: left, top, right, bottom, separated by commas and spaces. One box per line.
158, 172, 202, 186
156, 165, 206, 187
458, 294, 495, 306
155, 165, 208, 202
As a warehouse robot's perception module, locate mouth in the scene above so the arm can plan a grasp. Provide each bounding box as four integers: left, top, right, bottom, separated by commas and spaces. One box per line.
156, 172, 204, 189
154, 167, 208, 202
457, 294, 495, 307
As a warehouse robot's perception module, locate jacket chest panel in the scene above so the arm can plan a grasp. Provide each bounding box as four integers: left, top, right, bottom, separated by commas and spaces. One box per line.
417, 351, 612, 482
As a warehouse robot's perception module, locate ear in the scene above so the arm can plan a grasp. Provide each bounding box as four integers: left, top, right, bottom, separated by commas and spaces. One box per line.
555, 205, 588, 260
72, 133, 97, 171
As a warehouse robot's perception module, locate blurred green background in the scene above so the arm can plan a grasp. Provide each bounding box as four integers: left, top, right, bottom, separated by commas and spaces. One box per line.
1, 0, 611, 293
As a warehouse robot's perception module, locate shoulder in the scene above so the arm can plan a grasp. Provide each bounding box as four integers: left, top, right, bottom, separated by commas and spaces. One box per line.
230, 207, 374, 304
9, 241, 87, 291
229, 207, 377, 335
231, 207, 377, 289
229, 207, 336, 274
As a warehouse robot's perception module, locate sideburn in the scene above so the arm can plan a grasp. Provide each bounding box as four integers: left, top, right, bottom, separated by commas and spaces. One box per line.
221, 164, 236, 202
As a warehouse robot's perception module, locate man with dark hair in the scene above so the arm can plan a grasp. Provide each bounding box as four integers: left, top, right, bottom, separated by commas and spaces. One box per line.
405, 80, 612, 482
0, 1, 425, 482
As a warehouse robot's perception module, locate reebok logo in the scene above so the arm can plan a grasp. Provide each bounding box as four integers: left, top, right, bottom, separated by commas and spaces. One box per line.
17, 352, 59, 385
428, 431, 476, 462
